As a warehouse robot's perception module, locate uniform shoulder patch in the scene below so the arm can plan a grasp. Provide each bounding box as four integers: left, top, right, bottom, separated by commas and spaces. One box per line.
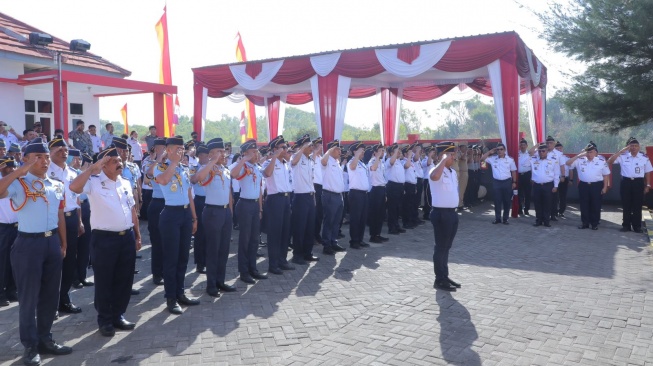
597, 156, 606, 161
641, 152, 648, 158
157, 163, 168, 172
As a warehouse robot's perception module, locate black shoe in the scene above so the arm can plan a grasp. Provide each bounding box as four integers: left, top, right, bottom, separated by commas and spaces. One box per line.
591, 226, 598, 230
544, 223, 552, 227
134, 269, 140, 274
533, 222, 542, 227
402, 224, 416, 230
177, 295, 200, 306
113, 318, 136, 330
0, 296, 9, 307
550, 217, 558, 222
524, 211, 530, 216
369, 236, 383, 243
38, 340, 72, 355
433, 280, 456, 291
167, 298, 182, 314
153, 276, 164, 286
6, 291, 17, 302
291, 256, 308, 265
280, 263, 295, 270
502, 221, 509, 225
337, 232, 345, 239
268, 267, 283, 275
72, 281, 83, 289
378, 235, 389, 242
256, 250, 265, 258
23, 346, 40, 366
447, 277, 462, 288
259, 239, 267, 246
54, 311, 59, 320
99, 324, 116, 337
196, 266, 206, 274
397, 228, 406, 233
233, 224, 239, 230
360, 241, 370, 248
135, 254, 142, 259
388, 230, 400, 235
492, 220, 501, 224
333, 244, 346, 252
559, 213, 565, 218
81, 280, 94, 287
304, 255, 320, 262
578, 225, 589, 229
206, 288, 221, 297
240, 275, 256, 284
250, 271, 268, 280
619, 227, 630, 232
217, 283, 237, 292
323, 247, 336, 255
633, 228, 644, 234
131, 289, 140, 296
349, 243, 361, 249
416, 219, 426, 225
58, 303, 82, 314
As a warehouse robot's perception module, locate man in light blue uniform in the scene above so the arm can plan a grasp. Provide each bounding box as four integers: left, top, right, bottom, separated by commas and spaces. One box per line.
0, 137, 72, 365
0, 156, 18, 307
153, 136, 199, 314
144, 138, 166, 285
191, 144, 208, 274
230, 139, 267, 284
192, 138, 235, 296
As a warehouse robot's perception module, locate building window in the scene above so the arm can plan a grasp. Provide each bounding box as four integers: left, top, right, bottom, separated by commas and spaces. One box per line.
69, 103, 83, 115
25, 100, 36, 113
37, 101, 52, 114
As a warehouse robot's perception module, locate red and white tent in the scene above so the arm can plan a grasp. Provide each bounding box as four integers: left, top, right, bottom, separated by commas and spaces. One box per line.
192, 31, 547, 158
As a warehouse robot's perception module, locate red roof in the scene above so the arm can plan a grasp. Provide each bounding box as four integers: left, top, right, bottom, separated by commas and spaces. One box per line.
0, 11, 130, 77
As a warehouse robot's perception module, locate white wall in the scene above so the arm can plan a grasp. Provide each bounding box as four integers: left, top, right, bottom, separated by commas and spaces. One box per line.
23, 86, 99, 135
0, 59, 26, 127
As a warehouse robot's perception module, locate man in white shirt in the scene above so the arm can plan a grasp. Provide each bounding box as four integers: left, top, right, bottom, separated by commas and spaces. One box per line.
517, 139, 532, 216
289, 135, 319, 264
481, 143, 517, 224
368, 143, 389, 244
320, 140, 346, 255
554, 141, 573, 218
429, 142, 460, 292
347, 141, 370, 249
100, 123, 115, 151
385, 144, 406, 235
88, 125, 102, 154
311, 138, 324, 244
127, 131, 143, 168
566, 141, 610, 230
0, 122, 20, 147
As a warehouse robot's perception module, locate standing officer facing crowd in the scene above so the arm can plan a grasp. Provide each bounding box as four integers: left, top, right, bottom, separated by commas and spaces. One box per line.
517, 138, 532, 216
481, 143, 517, 224
70, 146, 141, 337
289, 134, 319, 264
607, 137, 652, 233
566, 142, 610, 230
0, 137, 72, 366
530, 143, 559, 227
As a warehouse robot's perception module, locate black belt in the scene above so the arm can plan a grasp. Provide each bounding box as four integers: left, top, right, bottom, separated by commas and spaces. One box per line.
432, 207, 456, 211
350, 189, 367, 193
0, 222, 18, 228
533, 181, 553, 185
18, 228, 58, 238
92, 228, 133, 237
387, 181, 403, 185
239, 198, 259, 202
205, 204, 229, 208
152, 197, 165, 201
323, 189, 341, 195
622, 177, 644, 181
294, 192, 315, 196
495, 178, 512, 182
519, 171, 531, 175
579, 181, 602, 185
268, 192, 291, 197
165, 204, 190, 209
64, 210, 77, 217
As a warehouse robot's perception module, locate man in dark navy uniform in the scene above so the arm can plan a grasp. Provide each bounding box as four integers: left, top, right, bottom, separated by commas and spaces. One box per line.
0, 138, 73, 365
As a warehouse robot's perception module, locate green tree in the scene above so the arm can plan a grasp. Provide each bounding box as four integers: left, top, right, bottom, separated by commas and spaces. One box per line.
541, 0, 653, 131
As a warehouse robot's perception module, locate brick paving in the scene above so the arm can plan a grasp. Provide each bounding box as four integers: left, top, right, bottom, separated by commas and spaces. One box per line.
1, 202, 652, 365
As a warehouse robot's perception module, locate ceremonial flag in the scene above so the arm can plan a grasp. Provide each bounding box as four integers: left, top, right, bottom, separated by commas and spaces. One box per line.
239, 111, 246, 143
155, 6, 175, 137
120, 103, 128, 134
236, 32, 257, 140
171, 95, 180, 135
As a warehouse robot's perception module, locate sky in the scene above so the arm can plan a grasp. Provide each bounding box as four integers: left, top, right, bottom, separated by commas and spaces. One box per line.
2, 0, 569, 131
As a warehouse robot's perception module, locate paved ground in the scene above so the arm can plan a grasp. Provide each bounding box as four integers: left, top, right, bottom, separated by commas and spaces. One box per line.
1, 202, 652, 366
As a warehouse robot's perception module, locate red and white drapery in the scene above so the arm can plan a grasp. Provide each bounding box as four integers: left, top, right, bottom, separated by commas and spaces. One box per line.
192, 31, 547, 164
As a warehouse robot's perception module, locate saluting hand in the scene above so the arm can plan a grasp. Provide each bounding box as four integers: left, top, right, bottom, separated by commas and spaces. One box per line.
90, 156, 109, 175
17, 155, 38, 174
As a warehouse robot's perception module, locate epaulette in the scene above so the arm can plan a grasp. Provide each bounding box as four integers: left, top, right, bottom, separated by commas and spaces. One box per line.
641, 152, 648, 158
597, 156, 606, 161
90, 174, 100, 178
157, 163, 168, 172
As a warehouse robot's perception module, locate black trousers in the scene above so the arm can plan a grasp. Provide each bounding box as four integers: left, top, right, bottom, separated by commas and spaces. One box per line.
147, 198, 164, 278
620, 177, 645, 230
532, 182, 553, 224
159, 206, 193, 299
368, 186, 386, 237
340, 192, 349, 230
517, 171, 532, 213
314, 184, 323, 243
232, 191, 240, 227
557, 179, 570, 215
348, 189, 368, 244
91, 229, 135, 327
0, 223, 17, 299
291, 193, 316, 259
236, 199, 260, 275
386, 181, 403, 231
578, 181, 603, 227
193, 195, 207, 268
60, 210, 79, 306
422, 179, 432, 220
140, 189, 152, 220
551, 184, 560, 219
492, 179, 512, 222
416, 177, 424, 218
403, 182, 418, 226
203, 206, 232, 291
430, 207, 458, 281
321, 190, 343, 248
265, 193, 291, 270
77, 200, 91, 282
12, 234, 62, 348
